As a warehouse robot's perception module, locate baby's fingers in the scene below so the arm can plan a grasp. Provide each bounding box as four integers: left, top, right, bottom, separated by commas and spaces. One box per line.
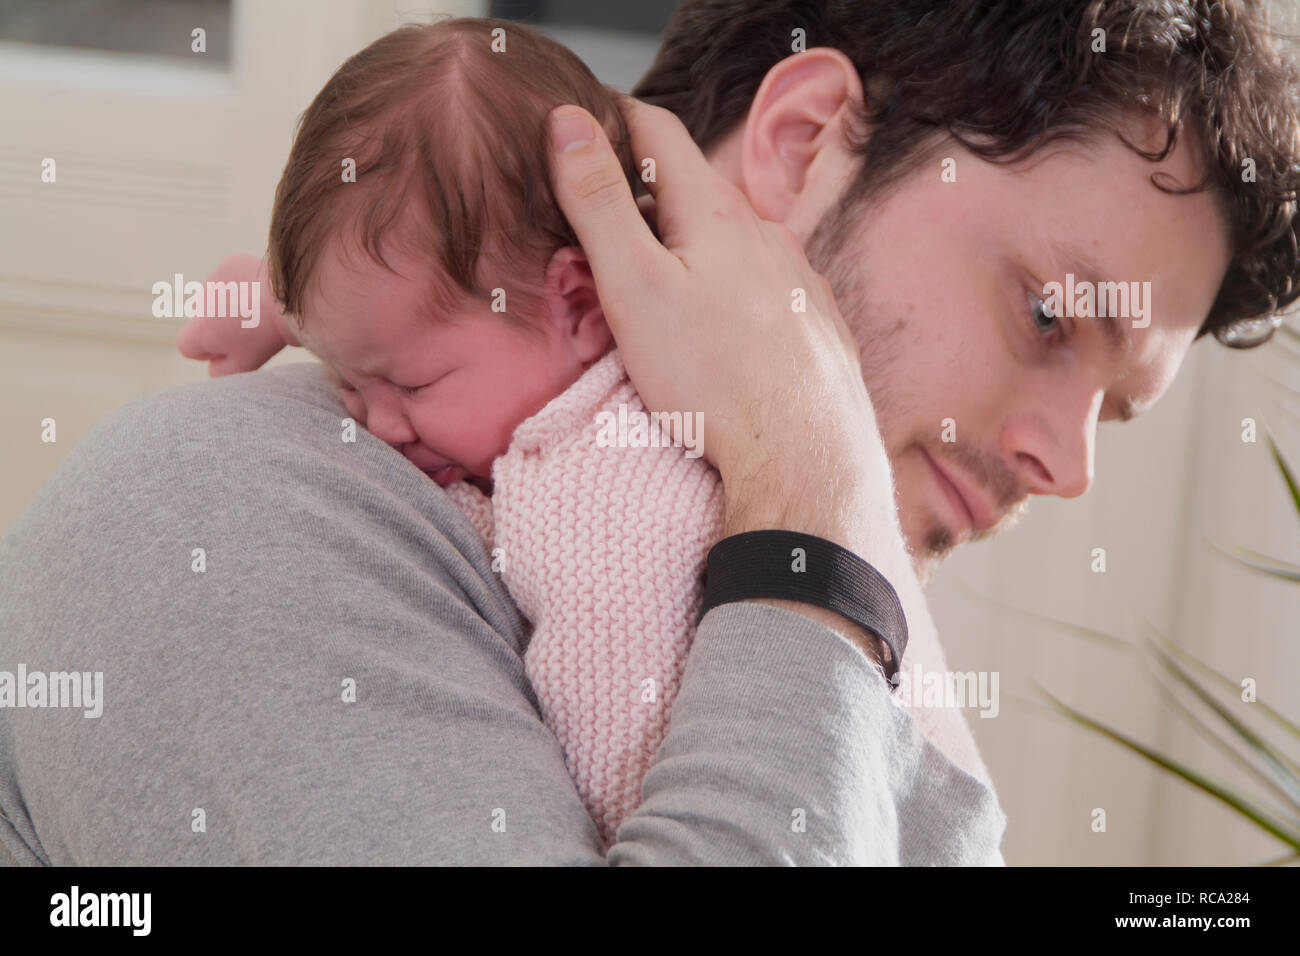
176, 320, 216, 362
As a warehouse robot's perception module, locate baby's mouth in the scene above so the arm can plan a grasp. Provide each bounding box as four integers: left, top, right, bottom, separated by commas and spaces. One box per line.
399, 442, 459, 481
398, 442, 488, 491
428, 464, 467, 487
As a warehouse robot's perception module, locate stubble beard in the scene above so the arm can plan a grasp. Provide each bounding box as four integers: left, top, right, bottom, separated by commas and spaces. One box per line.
805, 201, 959, 583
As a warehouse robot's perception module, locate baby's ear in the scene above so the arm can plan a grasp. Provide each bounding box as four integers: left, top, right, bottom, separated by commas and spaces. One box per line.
543, 246, 612, 364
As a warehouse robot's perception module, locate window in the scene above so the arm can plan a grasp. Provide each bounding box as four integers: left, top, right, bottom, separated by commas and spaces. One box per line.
0, 0, 232, 66
488, 0, 675, 90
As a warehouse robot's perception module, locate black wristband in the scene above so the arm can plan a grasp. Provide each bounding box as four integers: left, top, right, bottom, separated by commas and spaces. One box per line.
697, 530, 908, 686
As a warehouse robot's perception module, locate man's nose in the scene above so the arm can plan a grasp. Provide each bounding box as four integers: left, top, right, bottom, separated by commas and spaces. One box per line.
1003, 386, 1100, 499
362, 388, 416, 446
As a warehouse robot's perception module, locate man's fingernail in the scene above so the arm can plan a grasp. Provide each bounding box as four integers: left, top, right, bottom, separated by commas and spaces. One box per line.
552, 110, 595, 153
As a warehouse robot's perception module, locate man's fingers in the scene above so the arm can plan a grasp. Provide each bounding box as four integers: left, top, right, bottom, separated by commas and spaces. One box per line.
616, 97, 745, 242
548, 105, 665, 306
635, 193, 660, 239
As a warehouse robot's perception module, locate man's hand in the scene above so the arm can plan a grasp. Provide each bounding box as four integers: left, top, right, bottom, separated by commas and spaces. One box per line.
177, 254, 295, 376
546, 99, 924, 666
546, 101, 875, 482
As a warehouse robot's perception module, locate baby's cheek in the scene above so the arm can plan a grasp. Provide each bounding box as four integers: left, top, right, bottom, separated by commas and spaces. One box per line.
341, 389, 366, 423
452, 415, 514, 474
462, 422, 510, 469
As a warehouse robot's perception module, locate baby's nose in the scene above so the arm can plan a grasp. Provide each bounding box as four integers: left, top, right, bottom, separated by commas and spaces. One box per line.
365, 401, 417, 446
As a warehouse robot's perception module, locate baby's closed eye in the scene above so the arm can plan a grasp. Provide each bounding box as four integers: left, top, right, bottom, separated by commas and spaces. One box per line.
395, 369, 455, 396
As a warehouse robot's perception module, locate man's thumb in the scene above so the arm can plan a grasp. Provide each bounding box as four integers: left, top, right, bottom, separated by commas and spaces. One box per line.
547, 105, 655, 294
550, 105, 598, 155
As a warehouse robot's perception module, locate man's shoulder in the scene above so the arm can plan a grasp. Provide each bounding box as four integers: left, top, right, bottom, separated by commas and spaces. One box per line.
5, 362, 517, 631
102, 361, 346, 441
71, 362, 397, 498
0, 369, 542, 866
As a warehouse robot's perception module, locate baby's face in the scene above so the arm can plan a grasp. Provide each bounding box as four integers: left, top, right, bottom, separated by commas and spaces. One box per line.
298, 240, 590, 488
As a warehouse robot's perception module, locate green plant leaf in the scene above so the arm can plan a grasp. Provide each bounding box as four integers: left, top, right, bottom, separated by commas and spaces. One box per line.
986, 406, 1300, 860
1037, 683, 1300, 851
1127, 622, 1300, 806
1260, 850, 1300, 866
1223, 546, 1300, 576
1263, 425, 1300, 521
1026, 671, 1300, 807
1203, 538, 1300, 584
1137, 657, 1300, 812
1137, 627, 1300, 810
1152, 635, 1300, 751
1223, 556, 1300, 584
948, 581, 1131, 652
961, 583, 1300, 756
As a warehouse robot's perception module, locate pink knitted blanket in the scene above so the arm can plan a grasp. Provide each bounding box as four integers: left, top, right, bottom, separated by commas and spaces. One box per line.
445, 350, 991, 848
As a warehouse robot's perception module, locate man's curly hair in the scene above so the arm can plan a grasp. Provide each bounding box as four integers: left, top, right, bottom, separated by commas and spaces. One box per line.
636, 0, 1300, 347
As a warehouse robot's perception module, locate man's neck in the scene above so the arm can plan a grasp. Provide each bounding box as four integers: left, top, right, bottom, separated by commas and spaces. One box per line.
704, 120, 943, 593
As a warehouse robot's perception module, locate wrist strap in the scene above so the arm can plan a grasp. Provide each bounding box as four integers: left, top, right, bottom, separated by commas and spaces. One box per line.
697, 530, 908, 686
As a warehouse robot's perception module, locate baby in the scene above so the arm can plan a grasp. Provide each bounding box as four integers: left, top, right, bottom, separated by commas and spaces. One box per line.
178, 17, 988, 848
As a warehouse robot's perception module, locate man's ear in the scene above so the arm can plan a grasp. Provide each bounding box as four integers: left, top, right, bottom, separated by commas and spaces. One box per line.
543, 246, 612, 365
740, 47, 865, 226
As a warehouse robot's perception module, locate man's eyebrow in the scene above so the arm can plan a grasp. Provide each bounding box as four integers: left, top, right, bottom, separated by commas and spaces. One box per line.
1047, 239, 1133, 361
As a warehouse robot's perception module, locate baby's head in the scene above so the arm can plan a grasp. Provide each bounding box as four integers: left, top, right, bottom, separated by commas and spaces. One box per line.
267, 18, 636, 486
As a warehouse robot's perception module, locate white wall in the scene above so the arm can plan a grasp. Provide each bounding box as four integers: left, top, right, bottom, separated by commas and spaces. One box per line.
932, 337, 1300, 865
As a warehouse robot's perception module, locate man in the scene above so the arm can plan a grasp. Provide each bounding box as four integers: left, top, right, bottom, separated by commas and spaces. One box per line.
1, 0, 1295, 866
627, 0, 1298, 585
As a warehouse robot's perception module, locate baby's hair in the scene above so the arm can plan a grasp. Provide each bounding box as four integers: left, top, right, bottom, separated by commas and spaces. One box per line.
267, 17, 636, 329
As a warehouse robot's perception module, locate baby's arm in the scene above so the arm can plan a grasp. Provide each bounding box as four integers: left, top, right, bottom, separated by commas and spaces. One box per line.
179, 257, 375, 439
177, 254, 300, 376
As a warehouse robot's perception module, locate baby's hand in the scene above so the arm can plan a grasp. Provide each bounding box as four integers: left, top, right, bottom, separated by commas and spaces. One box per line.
176, 254, 292, 376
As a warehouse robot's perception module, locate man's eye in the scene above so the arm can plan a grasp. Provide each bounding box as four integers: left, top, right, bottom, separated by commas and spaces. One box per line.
1027, 290, 1064, 341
